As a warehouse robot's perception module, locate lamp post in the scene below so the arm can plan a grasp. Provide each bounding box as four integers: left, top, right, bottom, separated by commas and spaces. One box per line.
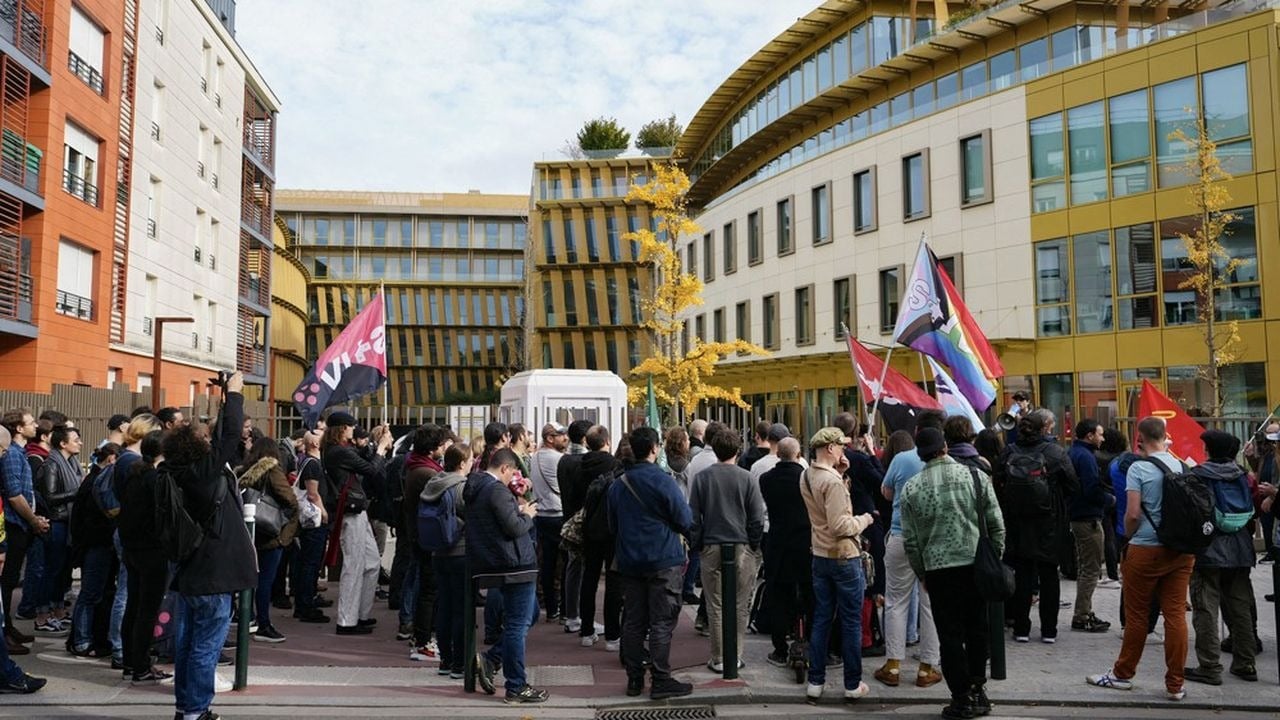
151, 316, 194, 410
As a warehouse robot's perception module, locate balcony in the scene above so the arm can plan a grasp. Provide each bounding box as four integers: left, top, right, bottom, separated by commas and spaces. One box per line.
242, 88, 275, 171
66, 50, 102, 94
210, 253, 216, 270
206, 335, 213, 352
211, 172, 218, 190
146, 218, 156, 238
55, 288, 92, 320
196, 160, 204, 178
149, 121, 160, 141
0, 0, 47, 73
194, 246, 201, 263
200, 76, 206, 93
190, 331, 198, 349
154, 25, 163, 45
142, 315, 152, 335
0, 128, 40, 197
0, 233, 33, 328
214, 93, 220, 109
62, 169, 97, 206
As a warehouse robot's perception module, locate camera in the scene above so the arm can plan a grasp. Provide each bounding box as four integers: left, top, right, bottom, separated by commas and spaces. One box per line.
209, 370, 231, 388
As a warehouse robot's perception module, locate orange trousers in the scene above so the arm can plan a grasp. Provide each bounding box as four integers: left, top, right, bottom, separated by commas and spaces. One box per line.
1112, 544, 1194, 692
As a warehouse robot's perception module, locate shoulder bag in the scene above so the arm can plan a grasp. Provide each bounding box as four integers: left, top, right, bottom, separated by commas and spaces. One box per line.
970, 467, 1014, 601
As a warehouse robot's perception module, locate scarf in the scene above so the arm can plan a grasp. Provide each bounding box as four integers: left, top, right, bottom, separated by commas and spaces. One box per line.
949, 442, 980, 460
48, 449, 83, 498
405, 452, 443, 474
25, 442, 48, 460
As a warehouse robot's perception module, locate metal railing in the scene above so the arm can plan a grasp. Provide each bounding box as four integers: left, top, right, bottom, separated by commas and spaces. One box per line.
200, 76, 206, 92
194, 246, 201, 263
0, 234, 32, 323
67, 50, 103, 94
191, 331, 199, 349
211, 172, 218, 189
0, 0, 48, 69
146, 218, 156, 238
209, 254, 216, 270
62, 168, 97, 206
55, 289, 92, 319
206, 335, 213, 352
142, 315, 152, 335
149, 121, 160, 141
196, 160, 204, 178
0, 132, 41, 196
154, 25, 162, 45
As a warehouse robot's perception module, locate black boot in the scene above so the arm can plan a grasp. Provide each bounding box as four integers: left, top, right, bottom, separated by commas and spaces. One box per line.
969, 683, 991, 716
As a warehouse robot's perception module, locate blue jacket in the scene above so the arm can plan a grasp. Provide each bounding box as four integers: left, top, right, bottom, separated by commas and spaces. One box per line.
463, 471, 537, 584
1068, 440, 1105, 521
1109, 452, 1141, 538
1, 441, 33, 531
608, 460, 692, 576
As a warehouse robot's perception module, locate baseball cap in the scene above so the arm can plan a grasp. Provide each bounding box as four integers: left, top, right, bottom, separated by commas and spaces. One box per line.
542, 422, 567, 438
809, 427, 851, 449
326, 411, 358, 428
766, 423, 791, 443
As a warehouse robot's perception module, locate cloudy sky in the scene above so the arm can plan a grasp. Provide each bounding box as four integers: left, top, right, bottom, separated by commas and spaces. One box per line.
235, 1, 816, 195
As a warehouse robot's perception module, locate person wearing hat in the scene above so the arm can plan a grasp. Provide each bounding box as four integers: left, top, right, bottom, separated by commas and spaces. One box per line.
800, 427, 874, 702
530, 422, 568, 622
1184, 429, 1258, 685
900, 427, 1004, 719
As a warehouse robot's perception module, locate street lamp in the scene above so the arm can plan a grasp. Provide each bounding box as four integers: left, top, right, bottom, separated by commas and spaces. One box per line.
152, 316, 194, 411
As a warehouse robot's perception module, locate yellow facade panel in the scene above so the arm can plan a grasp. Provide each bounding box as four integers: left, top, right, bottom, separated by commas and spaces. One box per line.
1102, 61, 1149, 97
1148, 46, 1198, 85
1066, 203, 1111, 234
1029, 210, 1069, 241
1236, 322, 1270, 363
1025, 85, 1064, 117
1162, 326, 1215, 366
1073, 334, 1117, 372
1116, 330, 1163, 369
1197, 34, 1252, 71
1061, 73, 1104, 108
1034, 338, 1075, 373
1108, 194, 1156, 227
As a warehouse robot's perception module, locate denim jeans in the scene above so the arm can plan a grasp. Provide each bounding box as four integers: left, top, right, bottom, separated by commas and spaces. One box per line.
255, 547, 283, 630
484, 588, 504, 646
808, 556, 866, 690
17, 529, 43, 617
36, 521, 68, 614
72, 545, 113, 651
291, 524, 328, 612
174, 593, 232, 715
398, 556, 419, 627
110, 532, 127, 661
0, 593, 24, 684
433, 555, 466, 671
484, 581, 537, 693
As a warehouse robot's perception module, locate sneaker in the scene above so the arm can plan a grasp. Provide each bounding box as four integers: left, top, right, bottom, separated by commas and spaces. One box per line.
1086, 671, 1133, 691
1041, 634, 1057, 644
1230, 665, 1259, 682
563, 617, 582, 633
396, 623, 414, 641
449, 669, 464, 680
252, 625, 286, 643
580, 633, 598, 647
217, 651, 232, 666
1167, 687, 1186, 701
1183, 666, 1222, 685
605, 639, 620, 652
826, 653, 843, 668
409, 644, 438, 661
356, 617, 377, 627
504, 684, 549, 704
1013, 635, 1030, 643
0, 674, 44, 694
941, 699, 976, 719
436, 666, 451, 676
335, 624, 372, 635
132, 667, 173, 685
805, 682, 824, 700
1071, 614, 1111, 633
214, 676, 232, 693
626, 676, 644, 697
844, 681, 870, 701
296, 610, 330, 624
12, 610, 33, 621
650, 678, 693, 700
694, 617, 708, 636
33, 621, 68, 637
706, 658, 745, 673
1058, 600, 1072, 608
767, 650, 788, 667
969, 684, 992, 716
272, 595, 293, 610
1096, 578, 1120, 589
476, 653, 497, 695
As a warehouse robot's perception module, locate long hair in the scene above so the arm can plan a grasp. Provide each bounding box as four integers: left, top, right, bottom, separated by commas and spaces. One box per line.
320, 424, 348, 454
128, 430, 165, 484
242, 435, 282, 469
881, 430, 915, 469
663, 427, 689, 461
124, 414, 161, 447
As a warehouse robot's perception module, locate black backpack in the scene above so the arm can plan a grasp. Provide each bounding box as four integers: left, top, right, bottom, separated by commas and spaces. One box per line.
154, 464, 227, 564
1139, 457, 1215, 555
1003, 443, 1053, 517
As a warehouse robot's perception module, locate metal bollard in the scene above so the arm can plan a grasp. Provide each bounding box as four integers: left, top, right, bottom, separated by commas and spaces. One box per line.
721, 543, 738, 680
987, 601, 1006, 680
234, 502, 256, 691
463, 564, 476, 693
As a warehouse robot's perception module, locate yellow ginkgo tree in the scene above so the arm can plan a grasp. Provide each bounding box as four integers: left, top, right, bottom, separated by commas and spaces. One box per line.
622, 162, 767, 422
1170, 118, 1247, 416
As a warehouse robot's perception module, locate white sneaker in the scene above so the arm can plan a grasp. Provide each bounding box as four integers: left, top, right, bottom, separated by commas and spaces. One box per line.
806, 682, 824, 700
1086, 671, 1133, 691
1168, 687, 1186, 701
564, 617, 582, 634
580, 634, 598, 647
1097, 578, 1121, 589
844, 681, 870, 700
214, 675, 233, 693
605, 639, 620, 652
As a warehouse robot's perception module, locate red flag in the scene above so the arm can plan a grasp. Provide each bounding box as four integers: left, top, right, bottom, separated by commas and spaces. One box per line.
293, 293, 388, 427
846, 336, 941, 409
1135, 380, 1206, 464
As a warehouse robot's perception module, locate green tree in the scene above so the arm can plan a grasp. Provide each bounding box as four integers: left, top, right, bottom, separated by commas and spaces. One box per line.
576, 117, 631, 152
635, 115, 683, 149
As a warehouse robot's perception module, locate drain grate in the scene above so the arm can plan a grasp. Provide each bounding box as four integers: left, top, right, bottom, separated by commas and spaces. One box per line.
596, 707, 716, 720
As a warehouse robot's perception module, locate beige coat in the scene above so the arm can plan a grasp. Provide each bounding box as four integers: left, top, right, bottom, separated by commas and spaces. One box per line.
799, 462, 872, 559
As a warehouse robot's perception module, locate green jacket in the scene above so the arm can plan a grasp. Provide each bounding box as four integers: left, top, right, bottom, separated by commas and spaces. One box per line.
900, 455, 1005, 578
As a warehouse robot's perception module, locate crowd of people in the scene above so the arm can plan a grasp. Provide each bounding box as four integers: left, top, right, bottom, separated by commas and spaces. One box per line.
0, 386, 1274, 719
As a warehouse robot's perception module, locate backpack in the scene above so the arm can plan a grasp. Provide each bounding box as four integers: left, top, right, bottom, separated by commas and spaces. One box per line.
1003, 444, 1053, 516
154, 464, 227, 564
1207, 467, 1253, 534
1139, 457, 1215, 554
417, 483, 461, 552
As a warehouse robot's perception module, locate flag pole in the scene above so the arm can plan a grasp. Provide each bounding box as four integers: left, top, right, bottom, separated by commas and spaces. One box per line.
842, 324, 870, 427
867, 344, 895, 432
918, 351, 932, 398
379, 283, 389, 427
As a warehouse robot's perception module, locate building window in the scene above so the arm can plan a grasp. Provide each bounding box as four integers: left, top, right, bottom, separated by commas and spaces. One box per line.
735, 300, 750, 343
584, 278, 599, 326
776, 196, 793, 255
722, 221, 736, 274
960, 130, 992, 206
795, 285, 814, 346
1029, 113, 1065, 213
56, 239, 94, 320
1109, 89, 1150, 197
585, 216, 600, 261
811, 182, 831, 245
1115, 223, 1159, 329
562, 217, 578, 262
702, 231, 714, 282
63, 122, 99, 206
852, 167, 877, 233
627, 276, 642, 324
1034, 239, 1070, 336
563, 279, 577, 325
1202, 64, 1252, 175
834, 276, 854, 339
694, 314, 705, 343
606, 215, 621, 261
1162, 208, 1259, 325
1073, 231, 1113, 333
902, 150, 930, 220
713, 307, 725, 343
746, 209, 762, 265
878, 266, 901, 333
606, 277, 620, 324
937, 255, 965, 297
686, 242, 696, 277
1068, 101, 1106, 204
762, 293, 780, 350
69, 6, 106, 94
542, 280, 555, 327
1154, 76, 1196, 187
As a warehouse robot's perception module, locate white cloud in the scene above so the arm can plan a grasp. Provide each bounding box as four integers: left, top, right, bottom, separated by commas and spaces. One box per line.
235, 0, 817, 194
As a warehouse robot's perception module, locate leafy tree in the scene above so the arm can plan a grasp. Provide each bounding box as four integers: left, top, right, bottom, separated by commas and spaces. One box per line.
622, 163, 767, 421
1169, 118, 1245, 416
576, 117, 630, 152
635, 115, 683, 149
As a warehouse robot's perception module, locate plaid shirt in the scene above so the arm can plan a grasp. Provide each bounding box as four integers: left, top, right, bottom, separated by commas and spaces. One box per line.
1, 443, 33, 531
900, 455, 1005, 578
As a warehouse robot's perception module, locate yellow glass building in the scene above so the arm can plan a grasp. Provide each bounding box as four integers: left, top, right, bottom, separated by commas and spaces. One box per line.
270, 215, 311, 431
666, 0, 1278, 437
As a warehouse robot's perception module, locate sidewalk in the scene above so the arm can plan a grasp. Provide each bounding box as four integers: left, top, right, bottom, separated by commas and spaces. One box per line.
5, 564, 1280, 714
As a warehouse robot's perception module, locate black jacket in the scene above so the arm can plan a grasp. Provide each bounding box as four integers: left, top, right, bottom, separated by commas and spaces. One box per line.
464, 471, 537, 584
35, 454, 80, 523
758, 460, 811, 582
995, 435, 1079, 562
321, 444, 386, 515
169, 392, 257, 595
738, 446, 769, 471
581, 454, 623, 546
558, 451, 588, 520
117, 461, 163, 553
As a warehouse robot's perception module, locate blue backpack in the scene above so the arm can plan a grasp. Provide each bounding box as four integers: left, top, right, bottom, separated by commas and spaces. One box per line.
1209, 469, 1253, 533
417, 485, 460, 552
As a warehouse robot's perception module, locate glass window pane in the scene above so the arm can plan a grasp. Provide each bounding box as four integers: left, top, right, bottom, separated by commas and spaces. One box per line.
803, 55, 816, 100
879, 268, 899, 332
1109, 89, 1150, 165
871, 17, 899, 65
890, 93, 911, 127
1115, 222, 1158, 296
912, 83, 935, 117
870, 102, 889, 134
790, 65, 803, 107
1202, 64, 1249, 140
854, 171, 874, 230
961, 135, 986, 203
1051, 27, 1078, 71
850, 23, 867, 74
1073, 231, 1112, 333
1019, 38, 1048, 81
904, 154, 925, 218
935, 73, 958, 110
812, 186, 830, 243
961, 61, 987, 101
832, 33, 849, 80
1030, 113, 1064, 181
989, 50, 1016, 91
1154, 76, 1196, 186
1068, 101, 1107, 204
817, 45, 832, 91
1039, 373, 1075, 425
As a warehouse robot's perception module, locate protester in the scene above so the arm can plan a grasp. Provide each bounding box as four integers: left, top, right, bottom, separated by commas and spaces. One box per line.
1068, 419, 1111, 634
750, 423, 808, 482
901, 427, 1004, 719
683, 421, 726, 491
739, 421, 771, 471
995, 409, 1078, 644
758, 437, 812, 669
469, 448, 547, 704
68, 442, 118, 657
291, 431, 330, 624
33, 424, 81, 635
1185, 429, 1258, 685
423, 443, 471, 677
689, 426, 764, 673
1097, 428, 1127, 585
401, 424, 449, 658
610, 426, 693, 701
17, 418, 51, 626
236, 436, 299, 644
0, 425, 44, 693
557, 419, 593, 636
664, 427, 699, 605
529, 423, 567, 623
1087, 416, 1195, 701
835, 414, 887, 659
688, 419, 707, 452
576, 425, 623, 649
166, 371, 257, 720
116, 429, 170, 683
801, 427, 873, 702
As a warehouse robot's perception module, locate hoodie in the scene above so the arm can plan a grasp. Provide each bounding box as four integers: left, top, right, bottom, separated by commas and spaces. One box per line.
1193, 460, 1256, 569
422, 469, 468, 557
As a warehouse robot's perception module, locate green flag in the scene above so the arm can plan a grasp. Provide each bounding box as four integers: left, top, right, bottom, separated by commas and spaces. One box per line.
647, 375, 668, 471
